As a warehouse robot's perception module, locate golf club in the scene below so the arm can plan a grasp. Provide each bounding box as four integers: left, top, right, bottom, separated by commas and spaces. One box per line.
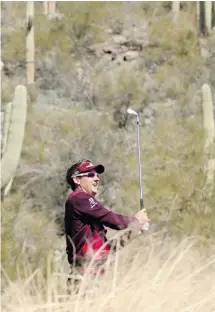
127, 108, 149, 231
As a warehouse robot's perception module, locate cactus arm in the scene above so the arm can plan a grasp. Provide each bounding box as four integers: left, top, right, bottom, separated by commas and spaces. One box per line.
2, 102, 12, 156
212, 1, 215, 27
1, 103, 14, 197
199, 1, 205, 35
1, 112, 4, 156
201, 84, 215, 195
26, 1, 35, 84
3, 178, 14, 197
202, 84, 215, 148
1, 85, 27, 189
197, 1, 213, 35
204, 1, 212, 35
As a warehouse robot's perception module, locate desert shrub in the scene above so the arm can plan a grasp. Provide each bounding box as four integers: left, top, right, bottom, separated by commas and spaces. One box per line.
149, 11, 198, 59
1, 2, 26, 63
101, 2, 145, 34
58, 2, 107, 57
153, 60, 204, 112
1, 77, 16, 105
1, 192, 60, 284
35, 16, 71, 55
2, 29, 25, 62
36, 57, 96, 108
142, 110, 215, 240
93, 65, 148, 128
140, 1, 172, 18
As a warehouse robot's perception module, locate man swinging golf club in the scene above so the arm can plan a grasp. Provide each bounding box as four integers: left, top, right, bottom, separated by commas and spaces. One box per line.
65, 160, 149, 292
65, 108, 149, 293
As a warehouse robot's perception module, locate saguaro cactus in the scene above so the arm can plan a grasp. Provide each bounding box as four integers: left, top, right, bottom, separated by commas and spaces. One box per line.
172, 1, 180, 22
201, 84, 215, 197
43, 1, 49, 15
196, 1, 201, 34
43, 1, 56, 17
197, 1, 213, 35
1, 85, 27, 195
26, 1, 35, 84
49, 1, 56, 15
205, 1, 212, 34
213, 1, 215, 27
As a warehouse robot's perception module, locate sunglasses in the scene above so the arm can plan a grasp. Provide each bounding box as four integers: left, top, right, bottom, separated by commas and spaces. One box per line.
73, 172, 99, 178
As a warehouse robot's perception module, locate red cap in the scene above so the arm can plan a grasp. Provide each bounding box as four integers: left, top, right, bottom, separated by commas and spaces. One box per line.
75, 160, 105, 175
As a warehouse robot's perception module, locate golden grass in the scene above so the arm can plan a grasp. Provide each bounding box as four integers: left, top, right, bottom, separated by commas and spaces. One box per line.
2, 233, 215, 312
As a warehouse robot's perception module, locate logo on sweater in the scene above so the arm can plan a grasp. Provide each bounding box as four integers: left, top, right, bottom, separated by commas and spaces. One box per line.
88, 197, 97, 209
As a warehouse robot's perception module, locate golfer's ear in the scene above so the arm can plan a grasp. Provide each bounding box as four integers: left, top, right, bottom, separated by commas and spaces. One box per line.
73, 177, 80, 185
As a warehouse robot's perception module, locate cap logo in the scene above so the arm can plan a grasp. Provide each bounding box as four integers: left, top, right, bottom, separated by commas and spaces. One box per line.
86, 163, 94, 168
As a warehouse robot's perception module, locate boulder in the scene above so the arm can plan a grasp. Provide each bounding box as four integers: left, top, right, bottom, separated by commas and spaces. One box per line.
122, 51, 140, 61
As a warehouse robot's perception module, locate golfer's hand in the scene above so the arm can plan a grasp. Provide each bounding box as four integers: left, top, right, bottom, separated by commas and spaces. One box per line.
135, 209, 150, 227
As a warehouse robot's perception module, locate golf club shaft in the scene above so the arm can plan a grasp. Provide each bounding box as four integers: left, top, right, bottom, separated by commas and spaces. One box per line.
127, 107, 149, 231
136, 115, 144, 210
136, 114, 149, 231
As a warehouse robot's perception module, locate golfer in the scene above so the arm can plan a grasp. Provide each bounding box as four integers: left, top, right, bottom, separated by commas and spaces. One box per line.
65, 159, 150, 269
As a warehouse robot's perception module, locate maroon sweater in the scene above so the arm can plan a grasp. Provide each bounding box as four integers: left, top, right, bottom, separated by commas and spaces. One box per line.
64, 190, 137, 264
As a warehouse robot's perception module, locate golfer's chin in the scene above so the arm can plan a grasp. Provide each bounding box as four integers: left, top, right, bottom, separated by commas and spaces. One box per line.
91, 187, 98, 197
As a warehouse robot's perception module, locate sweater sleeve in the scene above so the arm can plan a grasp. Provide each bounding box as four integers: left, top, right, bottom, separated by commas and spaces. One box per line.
71, 193, 138, 230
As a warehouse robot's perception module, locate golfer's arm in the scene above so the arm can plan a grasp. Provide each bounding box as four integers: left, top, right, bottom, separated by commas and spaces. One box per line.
92, 205, 137, 230
74, 196, 138, 230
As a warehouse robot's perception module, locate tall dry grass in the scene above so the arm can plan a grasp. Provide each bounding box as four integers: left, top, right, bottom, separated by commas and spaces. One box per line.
1, 233, 215, 312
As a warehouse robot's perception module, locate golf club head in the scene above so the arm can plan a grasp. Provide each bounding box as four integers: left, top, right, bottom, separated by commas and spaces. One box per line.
127, 108, 138, 116
142, 222, 149, 231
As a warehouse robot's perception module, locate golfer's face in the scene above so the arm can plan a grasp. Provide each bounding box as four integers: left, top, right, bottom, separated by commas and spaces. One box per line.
79, 172, 100, 196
